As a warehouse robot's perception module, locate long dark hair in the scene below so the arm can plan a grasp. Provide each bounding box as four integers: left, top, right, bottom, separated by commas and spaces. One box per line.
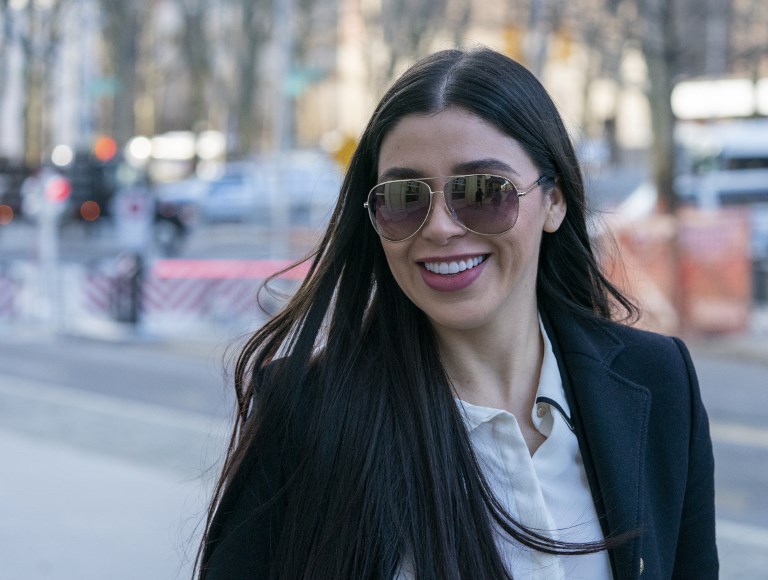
197, 47, 637, 579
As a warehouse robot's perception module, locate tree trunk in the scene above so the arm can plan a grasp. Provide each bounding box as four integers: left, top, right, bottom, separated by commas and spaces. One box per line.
182, 3, 209, 131
641, 0, 679, 213
22, 8, 43, 167
233, 0, 262, 156
112, 4, 138, 145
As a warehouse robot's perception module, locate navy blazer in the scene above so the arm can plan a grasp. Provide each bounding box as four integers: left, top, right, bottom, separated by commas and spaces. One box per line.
202, 310, 718, 579
542, 309, 718, 579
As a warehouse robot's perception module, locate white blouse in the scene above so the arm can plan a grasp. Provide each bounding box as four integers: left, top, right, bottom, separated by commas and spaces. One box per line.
396, 322, 613, 579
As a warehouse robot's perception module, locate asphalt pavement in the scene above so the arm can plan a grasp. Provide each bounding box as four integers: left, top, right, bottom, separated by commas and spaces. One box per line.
1, 319, 767, 580
0, 344, 230, 580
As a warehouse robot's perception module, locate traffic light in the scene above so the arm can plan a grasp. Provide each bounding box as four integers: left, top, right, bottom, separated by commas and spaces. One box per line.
44, 175, 72, 203
93, 135, 118, 162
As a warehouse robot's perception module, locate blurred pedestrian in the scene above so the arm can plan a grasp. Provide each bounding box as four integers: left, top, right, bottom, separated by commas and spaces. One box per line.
474, 184, 484, 208
196, 47, 717, 579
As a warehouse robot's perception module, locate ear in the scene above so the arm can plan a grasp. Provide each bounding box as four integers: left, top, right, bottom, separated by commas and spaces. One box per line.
543, 184, 567, 233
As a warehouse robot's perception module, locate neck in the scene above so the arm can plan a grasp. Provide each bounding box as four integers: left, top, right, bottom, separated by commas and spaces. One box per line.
433, 304, 544, 413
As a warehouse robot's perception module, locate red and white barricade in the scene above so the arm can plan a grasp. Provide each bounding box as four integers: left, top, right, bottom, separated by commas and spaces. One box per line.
81, 258, 310, 331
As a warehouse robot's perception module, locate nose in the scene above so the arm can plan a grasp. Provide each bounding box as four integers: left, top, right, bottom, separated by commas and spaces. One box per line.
419, 192, 466, 244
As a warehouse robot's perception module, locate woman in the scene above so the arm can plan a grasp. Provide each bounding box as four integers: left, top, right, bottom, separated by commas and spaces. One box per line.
197, 47, 717, 579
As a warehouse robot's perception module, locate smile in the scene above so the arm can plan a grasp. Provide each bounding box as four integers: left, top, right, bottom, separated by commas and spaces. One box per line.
423, 255, 486, 275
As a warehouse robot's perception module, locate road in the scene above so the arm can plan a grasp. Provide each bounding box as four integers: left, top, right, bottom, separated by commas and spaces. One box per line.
687, 346, 768, 579
0, 210, 323, 263
686, 344, 768, 579
0, 328, 766, 578
0, 330, 235, 580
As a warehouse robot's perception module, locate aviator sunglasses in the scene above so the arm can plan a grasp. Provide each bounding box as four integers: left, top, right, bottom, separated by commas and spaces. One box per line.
364, 173, 554, 242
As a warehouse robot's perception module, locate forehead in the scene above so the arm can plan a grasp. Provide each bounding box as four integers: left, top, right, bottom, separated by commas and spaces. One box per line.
377, 107, 536, 180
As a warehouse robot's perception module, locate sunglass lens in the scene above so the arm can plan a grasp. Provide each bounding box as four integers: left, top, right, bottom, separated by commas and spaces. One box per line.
448, 175, 518, 234
368, 180, 431, 240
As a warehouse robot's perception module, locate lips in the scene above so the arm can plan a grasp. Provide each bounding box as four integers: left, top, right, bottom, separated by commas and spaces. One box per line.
419, 254, 488, 292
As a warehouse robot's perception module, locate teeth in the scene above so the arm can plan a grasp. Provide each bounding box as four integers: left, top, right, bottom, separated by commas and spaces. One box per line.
424, 255, 485, 275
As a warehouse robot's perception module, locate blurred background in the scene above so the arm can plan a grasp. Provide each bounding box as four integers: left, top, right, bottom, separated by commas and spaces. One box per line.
0, 0, 767, 578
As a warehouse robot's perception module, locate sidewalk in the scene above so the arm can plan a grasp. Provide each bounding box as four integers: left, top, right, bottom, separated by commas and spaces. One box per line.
1, 431, 202, 580
0, 371, 227, 580
687, 330, 768, 366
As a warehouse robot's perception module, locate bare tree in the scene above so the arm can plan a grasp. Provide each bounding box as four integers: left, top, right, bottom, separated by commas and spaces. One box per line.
362, 0, 451, 86
635, 0, 680, 212
160, 0, 213, 132
569, 0, 681, 212
0, 0, 10, 61
526, 0, 570, 77
13, 0, 68, 166
563, 0, 630, 155
97, 0, 147, 146
0, 0, 13, 148
230, 0, 272, 154
184, 0, 212, 129
731, 0, 768, 104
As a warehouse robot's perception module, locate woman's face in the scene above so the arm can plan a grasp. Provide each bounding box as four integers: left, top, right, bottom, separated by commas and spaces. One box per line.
376, 107, 566, 333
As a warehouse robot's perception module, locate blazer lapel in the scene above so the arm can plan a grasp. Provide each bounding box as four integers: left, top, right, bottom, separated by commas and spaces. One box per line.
542, 309, 650, 579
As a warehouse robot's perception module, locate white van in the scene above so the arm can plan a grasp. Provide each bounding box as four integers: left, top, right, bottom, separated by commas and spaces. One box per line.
675, 119, 768, 209
676, 120, 768, 263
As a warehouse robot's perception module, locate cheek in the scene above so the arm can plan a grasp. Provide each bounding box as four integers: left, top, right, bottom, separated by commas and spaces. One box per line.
513, 200, 550, 248
381, 243, 422, 302
381, 243, 409, 280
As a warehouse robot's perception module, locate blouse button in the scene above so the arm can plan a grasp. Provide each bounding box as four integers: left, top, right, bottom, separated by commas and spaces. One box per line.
536, 404, 547, 418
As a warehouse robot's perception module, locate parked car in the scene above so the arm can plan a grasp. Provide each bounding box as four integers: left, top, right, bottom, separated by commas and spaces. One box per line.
0, 161, 30, 223
60, 150, 121, 223
197, 162, 268, 222
253, 150, 343, 226
195, 152, 343, 225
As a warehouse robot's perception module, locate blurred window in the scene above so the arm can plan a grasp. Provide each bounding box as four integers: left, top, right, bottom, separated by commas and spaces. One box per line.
725, 157, 768, 170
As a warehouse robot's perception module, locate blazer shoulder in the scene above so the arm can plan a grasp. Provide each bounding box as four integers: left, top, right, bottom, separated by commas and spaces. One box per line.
547, 311, 696, 395
606, 319, 689, 358
608, 320, 691, 363
546, 308, 688, 367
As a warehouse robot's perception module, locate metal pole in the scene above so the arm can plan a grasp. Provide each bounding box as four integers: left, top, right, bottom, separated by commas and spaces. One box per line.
77, 0, 95, 151
271, 0, 296, 152
269, 0, 295, 258
38, 193, 63, 331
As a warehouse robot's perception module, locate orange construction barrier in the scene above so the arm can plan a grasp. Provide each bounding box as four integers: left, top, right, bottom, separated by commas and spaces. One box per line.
677, 208, 752, 335
603, 208, 752, 336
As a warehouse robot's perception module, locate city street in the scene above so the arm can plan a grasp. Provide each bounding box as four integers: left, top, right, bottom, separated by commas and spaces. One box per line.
0, 327, 766, 578
1, 163, 765, 578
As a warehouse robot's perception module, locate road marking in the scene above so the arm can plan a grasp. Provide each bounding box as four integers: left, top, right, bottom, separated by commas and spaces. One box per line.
710, 421, 768, 449
1, 375, 765, 451
717, 519, 768, 547
0, 373, 229, 437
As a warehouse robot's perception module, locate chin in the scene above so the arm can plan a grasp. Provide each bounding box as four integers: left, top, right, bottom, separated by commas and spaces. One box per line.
424, 310, 491, 332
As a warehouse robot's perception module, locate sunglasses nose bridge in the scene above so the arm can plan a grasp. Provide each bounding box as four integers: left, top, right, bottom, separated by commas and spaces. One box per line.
419, 188, 465, 236
424, 188, 454, 218
440, 191, 459, 220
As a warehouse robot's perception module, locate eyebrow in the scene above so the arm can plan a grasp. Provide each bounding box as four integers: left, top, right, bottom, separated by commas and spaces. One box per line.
454, 158, 520, 176
378, 158, 520, 182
